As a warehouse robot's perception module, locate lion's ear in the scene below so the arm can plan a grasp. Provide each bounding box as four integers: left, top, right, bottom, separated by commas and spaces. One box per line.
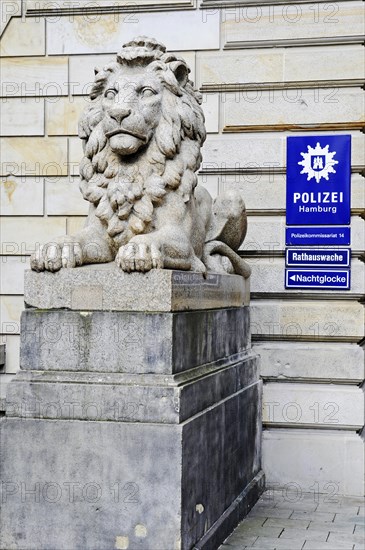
170, 61, 189, 87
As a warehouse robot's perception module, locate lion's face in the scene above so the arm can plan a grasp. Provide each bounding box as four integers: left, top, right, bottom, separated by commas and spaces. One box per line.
101, 67, 163, 156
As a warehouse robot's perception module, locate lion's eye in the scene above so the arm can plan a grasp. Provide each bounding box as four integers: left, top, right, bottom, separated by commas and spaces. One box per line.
140, 87, 157, 98
105, 89, 117, 100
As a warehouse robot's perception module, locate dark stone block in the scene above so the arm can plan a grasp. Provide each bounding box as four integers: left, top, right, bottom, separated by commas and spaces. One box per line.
2, 305, 262, 549
7, 354, 259, 424
1, 381, 263, 550
20, 307, 250, 375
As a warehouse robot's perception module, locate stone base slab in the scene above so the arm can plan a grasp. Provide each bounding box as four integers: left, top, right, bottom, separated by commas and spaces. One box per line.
3, 299, 262, 548
7, 354, 260, 423
20, 307, 250, 374
24, 265, 249, 312
1, 381, 263, 550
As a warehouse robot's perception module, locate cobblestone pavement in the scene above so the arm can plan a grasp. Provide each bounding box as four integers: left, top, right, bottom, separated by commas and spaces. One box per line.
220, 489, 365, 550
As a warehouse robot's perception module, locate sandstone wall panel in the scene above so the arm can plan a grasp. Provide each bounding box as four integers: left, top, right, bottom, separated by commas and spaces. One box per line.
0, 257, 28, 295
1, 218, 67, 257
46, 11, 220, 55
263, 383, 364, 429
1, 137, 68, 176
251, 300, 364, 341
0, 57, 68, 97
0, 17, 45, 57
1, 176, 44, 216
222, 88, 365, 130
254, 342, 364, 383
263, 429, 364, 496
1, 98, 45, 136
197, 46, 365, 88
223, 2, 365, 47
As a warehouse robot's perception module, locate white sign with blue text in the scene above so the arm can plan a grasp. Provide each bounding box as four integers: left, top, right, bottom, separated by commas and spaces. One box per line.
286, 135, 351, 226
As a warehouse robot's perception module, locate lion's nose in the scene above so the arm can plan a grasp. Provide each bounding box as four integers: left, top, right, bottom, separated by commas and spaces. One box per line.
108, 107, 131, 125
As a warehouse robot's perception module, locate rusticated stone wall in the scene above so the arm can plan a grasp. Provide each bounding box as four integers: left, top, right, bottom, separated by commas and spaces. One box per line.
1, 0, 364, 496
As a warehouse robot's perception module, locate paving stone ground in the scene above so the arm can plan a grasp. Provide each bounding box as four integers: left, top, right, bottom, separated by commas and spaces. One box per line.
220, 489, 365, 550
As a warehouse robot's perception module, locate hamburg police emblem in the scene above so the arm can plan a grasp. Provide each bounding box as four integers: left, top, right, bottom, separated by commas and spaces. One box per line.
298, 142, 338, 183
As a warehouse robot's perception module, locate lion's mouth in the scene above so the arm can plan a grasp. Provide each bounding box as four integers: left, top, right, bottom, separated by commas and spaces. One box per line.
105, 128, 148, 143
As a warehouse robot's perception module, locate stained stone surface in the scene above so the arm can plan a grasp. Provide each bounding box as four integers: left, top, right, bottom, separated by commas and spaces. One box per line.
24, 265, 250, 311
0, 389, 263, 550
1, 302, 263, 549
19, 307, 250, 374
7, 352, 259, 424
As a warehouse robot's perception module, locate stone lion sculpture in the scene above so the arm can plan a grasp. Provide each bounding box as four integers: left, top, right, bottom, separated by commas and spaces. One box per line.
31, 37, 250, 277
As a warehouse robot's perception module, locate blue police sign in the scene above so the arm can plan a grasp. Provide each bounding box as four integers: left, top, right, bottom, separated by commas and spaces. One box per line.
286, 135, 351, 226
286, 248, 350, 268
286, 226, 350, 246
285, 269, 350, 290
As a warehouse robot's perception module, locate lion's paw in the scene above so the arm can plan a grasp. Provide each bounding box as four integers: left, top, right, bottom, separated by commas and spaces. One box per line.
115, 242, 163, 272
30, 240, 83, 272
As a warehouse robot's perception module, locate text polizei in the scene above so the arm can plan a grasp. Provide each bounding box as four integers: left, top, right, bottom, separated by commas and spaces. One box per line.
293, 191, 344, 214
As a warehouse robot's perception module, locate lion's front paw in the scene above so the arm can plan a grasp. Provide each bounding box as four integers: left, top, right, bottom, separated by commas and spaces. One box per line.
115, 242, 163, 272
30, 240, 83, 272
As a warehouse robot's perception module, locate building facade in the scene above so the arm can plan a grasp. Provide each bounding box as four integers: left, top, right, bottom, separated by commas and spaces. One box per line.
1, 0, 364, 496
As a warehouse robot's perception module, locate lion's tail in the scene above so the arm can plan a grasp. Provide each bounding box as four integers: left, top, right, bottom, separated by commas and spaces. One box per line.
202, 240, 251, 279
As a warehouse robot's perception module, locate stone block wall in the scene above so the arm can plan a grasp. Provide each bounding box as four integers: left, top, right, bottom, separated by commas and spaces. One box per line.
1, 0, 364, 496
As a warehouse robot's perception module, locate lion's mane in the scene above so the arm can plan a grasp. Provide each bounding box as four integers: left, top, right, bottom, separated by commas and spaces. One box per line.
78, 37, 206, 247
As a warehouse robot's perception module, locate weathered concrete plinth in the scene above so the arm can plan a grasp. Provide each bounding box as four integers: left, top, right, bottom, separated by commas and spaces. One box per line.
1, 267, 263, 550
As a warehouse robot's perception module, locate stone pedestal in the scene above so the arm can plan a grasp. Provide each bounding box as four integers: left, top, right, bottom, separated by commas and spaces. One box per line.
0, 266, 263, 550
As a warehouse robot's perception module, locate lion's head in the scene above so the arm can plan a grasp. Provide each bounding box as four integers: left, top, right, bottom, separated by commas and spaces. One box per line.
78, 37, 206, 247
